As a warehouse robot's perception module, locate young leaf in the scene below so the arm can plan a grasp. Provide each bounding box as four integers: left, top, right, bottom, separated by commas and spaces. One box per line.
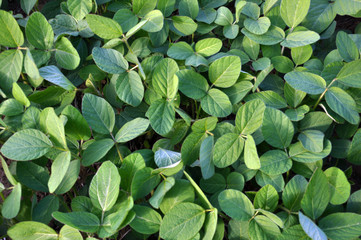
68, 0, 92, 20
195, 38, 222, 57
213, 133, 244, 168
26, 12, 54, 50
86, 14, 123, 39
115, 71, 144, 107
209, 56, 241, 88
12, 82, 30, 107
280, 0, 311, 28
171, 16, 197, 35
1, 183, 21, 219
1, 129, 53, 161
159, 202, 205, 240
236, 99, 266, 135
89, 161, 120, 212
8, 221, 58, 240
52, 211, 100, 233
48, 151, 71, 193
0, 10, 24, 47
82, 93, 115, 134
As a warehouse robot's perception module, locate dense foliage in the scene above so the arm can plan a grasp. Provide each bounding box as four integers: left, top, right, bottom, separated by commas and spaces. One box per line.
1, 0, 361, 239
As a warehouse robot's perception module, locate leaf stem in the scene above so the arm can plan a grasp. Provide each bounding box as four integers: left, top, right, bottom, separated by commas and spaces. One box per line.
115, 143, 124, 163
312, 78, 337, 111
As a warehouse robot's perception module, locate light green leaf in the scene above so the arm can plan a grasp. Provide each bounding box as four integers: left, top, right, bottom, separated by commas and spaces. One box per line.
284, 71, 326, 95
249, 215, 281, 239
82, 139, 114, 166
130, 205, 162, 234
39, 66, 76, 91
262, 107, 294, 149
201, 88, 232, 117
131, 167, 160, 200
59, 225, 83, 240
89, 161, 120, 212
8, 221, 58, 240
319, 212, 361, 240
119, 153, 145, 192
283, 175, 308, 212
325, 87, 360, 124
215, 6, 233, 26
203, 209, 218, 240
213, 133, 244, 168
133, 0, 157, 16
177, 69, 209, 100
0, 50, 23, 95
299, 212, 327, 240
159, 202, 205, 240
324, 167, 351, 205
142, 10, 164, 32
167, 42, 194, 60
2, 183, 21, 219
12, 82, 30, 107
260, 150, 292, 175
48, 151, 71, 193
24, 50, 43, 88
0, 10, 24, 47
115, 71, 144, 107
82, 93, 115, 134
1, 129, 52, 161
301, 168, 330, 220
280, 0, 311, 28
254, 185, 279, 212
146, 98, 175, 135
42, 107, 67, 149
86, 14, 123, 39
68, 0, 92, 20
244, 135, 261, 170
236, 99, 266, 135
92, 47, 128, 74
336, 31, 359, 62
219, 189, 254, 221
171, 16, 197, 35
149, 177, 176, 209
1, 156, 17, 186
298, 130, 324, 153
195, 38, 222, 57
26, 12, 54, 50
52, 211, 100, 233
291, 45, 313, 66
336, 59, 361, 88
244, 17, 271, 35
241, 26, 285, 45
54, 160, 80, 195
281, 31, 320, 48
152, 58, 179, 99
115, 118, 149, 143
62, 105, 91, 141
209, 56, 241, 88
55, 37, 80, 70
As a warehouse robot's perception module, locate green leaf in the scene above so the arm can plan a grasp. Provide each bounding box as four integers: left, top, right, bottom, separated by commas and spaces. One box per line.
39, 66, 76, 91
1, 183, 21, 219
209, 56, 241, 88
113, 9, 138, 33
8, 221, 58, 240
213, 133, 244, 168
203, 209, 218, 240
167, 42, 194, 60
281, 31, 320, 48
289, 140, 332, 163
131, 167, 160, 200
336, 59, 361, 88
157, 0, 176, 17
195, 38, 222, 57
86, 14, 123, 39
21, 0, 37, 14
82, 93, 115, 134
319, 212, 361, 240
54, 160, 80, 195
236, 99, 266, 135
82, 139, 114, 166
280, 0, 311, 28
200, 173, 226, 194
260, 150, 292, 175
336, 31, 359, 62
92, 47, 128, 74
262, 107, 294, 149
171, 16, 197, 35
42, 107, 67, 149
254, 185, 279, 212
159, 202, 205, 240
200, 135, 215, 179
55, 37, 80, 70
223, 81, 253, 105
241, 26, 285, 45
299, 212, 327, 240
152, 58, 179, 99
0, 99, 23, 117
325, 87, 360, 124
0, 10, 24, 47
181, 132, 207, 165
201, 88, 232, 117
62, 105, 91, 140
89, 161, 120, 212
24, 50, 43, 87
59, 225, 83, 240
177, 69, 209, 99
48, 151, 71, 193
215, 7, 233, 26
218, 189, 254, 221
1, 129, 53, 161
244, 135, 261, 170
142, 10, 164, 32
291, 45, 313, 65
282, 175, 308, 212
68, 0, 92, 20
348, 129, 361, 164
179, 0, 199, 19
298, 130, 324, 153
115, 71, 144, 107
324, 167, 351, 205
52, 211, 100, 233
133, 0, 157, 16
149, 177, 176, 209
26, 12, 54, 50
115, 118, 149, 143
32, 195, 60, 224
130, 205, 162, 234
1, 156, 18, 185
301, 168, 330, 220
146, 99, 175, 135
0, 50, 24, 95
244, 17, 271, 35
119, 153, 145, 191
12, 82, 30, 107
249, 215, 281, 239
285, 71, 326, 94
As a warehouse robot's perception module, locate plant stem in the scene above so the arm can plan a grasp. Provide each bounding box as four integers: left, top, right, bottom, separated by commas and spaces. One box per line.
312, 78, 337, 110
